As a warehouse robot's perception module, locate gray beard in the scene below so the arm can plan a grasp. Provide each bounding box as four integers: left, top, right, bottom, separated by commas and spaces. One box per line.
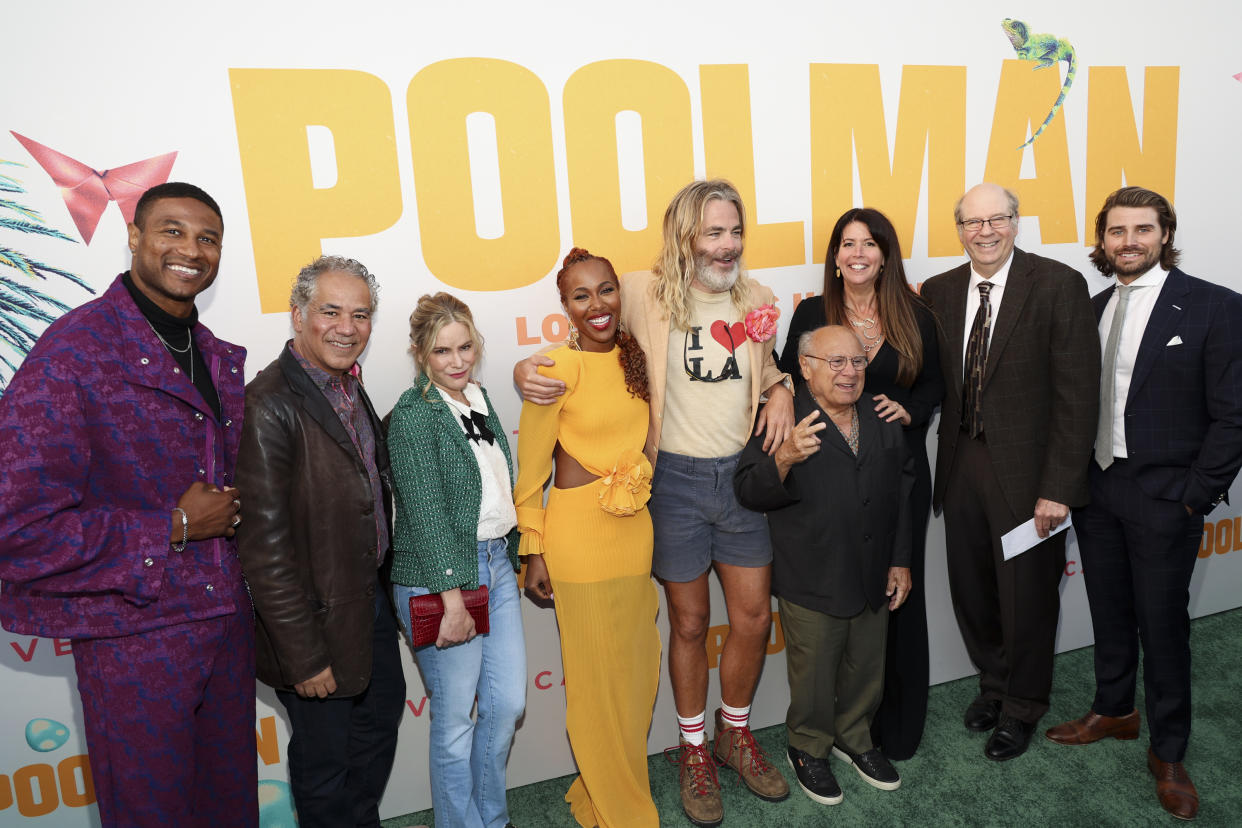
695, 259, 739, 292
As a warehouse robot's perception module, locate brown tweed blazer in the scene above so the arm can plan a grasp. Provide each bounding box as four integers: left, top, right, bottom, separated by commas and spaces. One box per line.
921, 248, 1100, 523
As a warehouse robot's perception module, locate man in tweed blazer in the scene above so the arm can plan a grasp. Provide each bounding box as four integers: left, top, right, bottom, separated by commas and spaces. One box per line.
1045, 187, 1242, 820
921, 183, 1100, 762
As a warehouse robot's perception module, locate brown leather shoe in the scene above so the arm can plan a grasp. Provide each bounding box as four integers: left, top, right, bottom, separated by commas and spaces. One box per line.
1045, 709, 1140, 745
1147, 747, 1199, 820
712, 709, 790, 801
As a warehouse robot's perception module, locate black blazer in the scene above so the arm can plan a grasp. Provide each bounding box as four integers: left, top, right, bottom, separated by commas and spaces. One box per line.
921, 248, 1100, 520
734, 393, 914, 617
1093, 268, 1242, 513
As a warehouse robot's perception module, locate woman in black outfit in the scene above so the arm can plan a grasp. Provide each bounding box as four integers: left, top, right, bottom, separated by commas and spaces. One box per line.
778, 207, 943, 761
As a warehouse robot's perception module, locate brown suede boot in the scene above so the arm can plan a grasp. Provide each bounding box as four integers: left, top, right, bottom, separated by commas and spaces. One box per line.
712, 708, 790, 802
665, 739, 722, 827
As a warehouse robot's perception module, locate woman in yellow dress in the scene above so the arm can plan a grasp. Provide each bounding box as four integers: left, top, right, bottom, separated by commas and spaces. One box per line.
514, 248, 660, 828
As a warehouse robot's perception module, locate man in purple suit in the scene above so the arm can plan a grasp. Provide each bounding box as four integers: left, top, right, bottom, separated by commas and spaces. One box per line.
0, 182, 256, 827
1045, 187, 1242, 820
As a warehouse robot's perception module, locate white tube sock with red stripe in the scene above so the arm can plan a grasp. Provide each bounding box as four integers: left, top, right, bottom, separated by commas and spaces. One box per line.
677, 711, 707, 746
720, 702, 750, 730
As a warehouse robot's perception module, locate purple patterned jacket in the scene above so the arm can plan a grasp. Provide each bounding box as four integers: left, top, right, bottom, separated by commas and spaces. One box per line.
0, 275, 248, 639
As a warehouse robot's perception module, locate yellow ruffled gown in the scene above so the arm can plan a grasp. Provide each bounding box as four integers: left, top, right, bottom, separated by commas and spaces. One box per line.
514, 344, 660, 828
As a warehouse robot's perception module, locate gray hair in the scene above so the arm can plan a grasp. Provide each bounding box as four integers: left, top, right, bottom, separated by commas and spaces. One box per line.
290, 255, 379, 313
797, 329, 818, 357
953, 184, 1020, 224
798, 325, 862, 357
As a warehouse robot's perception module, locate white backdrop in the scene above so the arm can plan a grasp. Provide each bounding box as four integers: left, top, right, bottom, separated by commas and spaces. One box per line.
2, 1, 1242, 823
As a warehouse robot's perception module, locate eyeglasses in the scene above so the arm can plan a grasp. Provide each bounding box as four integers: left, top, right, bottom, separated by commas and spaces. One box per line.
804, 354, 867, 371
957, 215, 1014, 232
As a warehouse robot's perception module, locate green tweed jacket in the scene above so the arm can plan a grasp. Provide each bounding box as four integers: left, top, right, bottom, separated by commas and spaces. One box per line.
387, 375, 520, 592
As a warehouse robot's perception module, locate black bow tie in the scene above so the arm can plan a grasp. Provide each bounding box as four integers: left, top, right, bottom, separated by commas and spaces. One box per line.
461, 410, 495, 445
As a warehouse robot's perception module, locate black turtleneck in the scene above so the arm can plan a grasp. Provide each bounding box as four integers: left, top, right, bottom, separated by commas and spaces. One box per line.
123, 273, 221, 420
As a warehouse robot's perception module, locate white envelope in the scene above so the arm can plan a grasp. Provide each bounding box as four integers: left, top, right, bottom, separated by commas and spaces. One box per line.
1167, 335, 1183, 346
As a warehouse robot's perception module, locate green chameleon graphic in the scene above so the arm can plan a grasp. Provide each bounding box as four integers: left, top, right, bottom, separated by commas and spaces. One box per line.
1002, 18, 1076, 148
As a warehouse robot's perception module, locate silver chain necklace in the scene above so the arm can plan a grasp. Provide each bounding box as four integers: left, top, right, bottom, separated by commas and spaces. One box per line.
146, 320, 194, 383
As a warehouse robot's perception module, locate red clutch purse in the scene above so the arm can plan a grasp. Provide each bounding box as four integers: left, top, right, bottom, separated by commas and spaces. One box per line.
409, 586, 489, 647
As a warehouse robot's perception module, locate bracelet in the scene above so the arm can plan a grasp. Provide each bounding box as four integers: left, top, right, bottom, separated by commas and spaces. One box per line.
171, 507, 188, 553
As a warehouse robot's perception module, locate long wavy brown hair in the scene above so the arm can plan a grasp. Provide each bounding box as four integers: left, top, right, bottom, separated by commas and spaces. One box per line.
822, 208, 926, 386
556, 248, 649, 401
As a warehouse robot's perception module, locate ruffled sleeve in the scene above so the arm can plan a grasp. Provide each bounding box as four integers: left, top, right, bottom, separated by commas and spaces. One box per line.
513, 348, 578, 556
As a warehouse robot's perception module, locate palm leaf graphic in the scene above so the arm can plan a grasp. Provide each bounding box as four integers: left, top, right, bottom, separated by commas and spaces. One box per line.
0, 159, 95, 394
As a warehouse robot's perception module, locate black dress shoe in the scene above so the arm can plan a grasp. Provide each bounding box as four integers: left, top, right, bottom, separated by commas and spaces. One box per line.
964, 696, 1002, 732
985, 714, 1036, 761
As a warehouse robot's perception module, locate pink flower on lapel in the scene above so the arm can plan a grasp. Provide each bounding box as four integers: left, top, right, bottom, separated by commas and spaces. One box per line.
744, 303, 780, 343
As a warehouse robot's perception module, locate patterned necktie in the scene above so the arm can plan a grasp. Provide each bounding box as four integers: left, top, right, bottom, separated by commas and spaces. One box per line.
1095, 285, 1136, 469
963, 282, 993, 438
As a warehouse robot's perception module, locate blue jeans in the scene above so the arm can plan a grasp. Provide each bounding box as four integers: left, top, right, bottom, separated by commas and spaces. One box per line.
392, 538, 526, 828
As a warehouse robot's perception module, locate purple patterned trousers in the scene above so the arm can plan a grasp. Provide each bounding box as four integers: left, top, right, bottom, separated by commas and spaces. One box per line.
72, 603, 258, 827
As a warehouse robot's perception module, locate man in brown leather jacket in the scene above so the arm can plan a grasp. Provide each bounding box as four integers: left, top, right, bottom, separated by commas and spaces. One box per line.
236, 255, 405, 828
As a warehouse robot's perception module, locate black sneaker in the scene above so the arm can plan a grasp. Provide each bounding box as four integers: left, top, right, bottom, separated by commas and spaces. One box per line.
786, 745, 843, 805
831, 745, 901, 790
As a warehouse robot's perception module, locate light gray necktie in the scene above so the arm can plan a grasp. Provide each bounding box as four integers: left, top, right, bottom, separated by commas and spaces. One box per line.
1096, 285, 1137, 469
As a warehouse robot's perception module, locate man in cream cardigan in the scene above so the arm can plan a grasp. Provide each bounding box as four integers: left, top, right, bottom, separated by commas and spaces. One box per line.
518, 179, 794, 827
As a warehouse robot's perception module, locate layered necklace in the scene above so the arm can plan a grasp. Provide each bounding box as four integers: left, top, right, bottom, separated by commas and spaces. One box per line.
845, 303, 883, 353
146, 319, 194, 383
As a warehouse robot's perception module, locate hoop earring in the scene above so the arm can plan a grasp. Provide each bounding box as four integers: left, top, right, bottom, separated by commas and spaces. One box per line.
568, 321, 581, 350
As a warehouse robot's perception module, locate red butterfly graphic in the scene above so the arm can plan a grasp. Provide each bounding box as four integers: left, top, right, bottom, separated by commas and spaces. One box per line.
11, 131, 177, 244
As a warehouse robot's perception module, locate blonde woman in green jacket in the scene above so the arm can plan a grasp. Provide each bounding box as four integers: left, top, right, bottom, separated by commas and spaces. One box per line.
387, 292, 524, 828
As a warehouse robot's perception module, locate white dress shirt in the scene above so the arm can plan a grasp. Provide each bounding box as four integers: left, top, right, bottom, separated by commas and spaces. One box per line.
1098, 266, 1169, 458
960, 251, 1015, 368
436, 381, 519, 540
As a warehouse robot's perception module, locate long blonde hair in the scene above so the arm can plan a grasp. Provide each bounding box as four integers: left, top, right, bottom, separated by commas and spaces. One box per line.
407, 292, 484, 399
651, 179, 756, 331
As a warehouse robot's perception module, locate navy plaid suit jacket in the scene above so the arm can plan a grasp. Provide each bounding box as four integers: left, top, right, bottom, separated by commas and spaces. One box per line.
1092, 268, 1242, 513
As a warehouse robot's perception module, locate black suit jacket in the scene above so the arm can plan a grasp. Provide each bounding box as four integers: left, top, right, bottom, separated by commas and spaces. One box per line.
921, 248, 1100, 521
734, 393, 914, 617
1093, 268, 1242, 513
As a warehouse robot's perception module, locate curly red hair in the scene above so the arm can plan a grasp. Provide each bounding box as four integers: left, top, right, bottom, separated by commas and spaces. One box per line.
556, 248, 649, 402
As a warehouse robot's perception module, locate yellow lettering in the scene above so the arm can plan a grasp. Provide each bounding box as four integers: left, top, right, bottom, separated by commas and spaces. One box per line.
230, 69, 402, 313
541, 313, 568, 343
705, 622, 729, 670
1215, 517, 1232, 556
1085, 67, 1179, 243
255, 715, 281, 766
564, 60, 693, 275
810, 64, 966, 261
56, 755, 93, 808
983, 59, 1076, 244
515, 317, 540, 346
408, 59, 558, 291
766, 610, 785, 655
13, 764, 56, 818
701, 64, 804, 269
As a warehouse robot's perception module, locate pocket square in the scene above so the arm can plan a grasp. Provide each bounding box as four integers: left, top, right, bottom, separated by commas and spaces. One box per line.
1167, 335, 1183, 346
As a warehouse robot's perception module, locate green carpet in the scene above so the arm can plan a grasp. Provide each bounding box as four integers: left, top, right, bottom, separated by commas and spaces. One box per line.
384, 608, 1241, 827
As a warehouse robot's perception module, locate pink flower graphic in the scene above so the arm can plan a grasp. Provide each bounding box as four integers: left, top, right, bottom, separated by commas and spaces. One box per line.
744, 303, 780, 343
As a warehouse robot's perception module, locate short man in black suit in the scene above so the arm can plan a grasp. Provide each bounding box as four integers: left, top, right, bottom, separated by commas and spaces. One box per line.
1045, 187, 1242, 821
734, 325, 913, 806
921, 183, 1100, 762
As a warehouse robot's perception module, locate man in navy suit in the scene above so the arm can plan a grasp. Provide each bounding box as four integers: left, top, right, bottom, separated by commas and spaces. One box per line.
1045, 187, 1242, 821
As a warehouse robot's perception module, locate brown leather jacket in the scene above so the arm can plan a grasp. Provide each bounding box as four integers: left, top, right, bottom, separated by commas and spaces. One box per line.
236, 346, 395, 697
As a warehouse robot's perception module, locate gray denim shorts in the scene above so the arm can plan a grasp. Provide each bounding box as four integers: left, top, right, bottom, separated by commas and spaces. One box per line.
649, 450, 773, 582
